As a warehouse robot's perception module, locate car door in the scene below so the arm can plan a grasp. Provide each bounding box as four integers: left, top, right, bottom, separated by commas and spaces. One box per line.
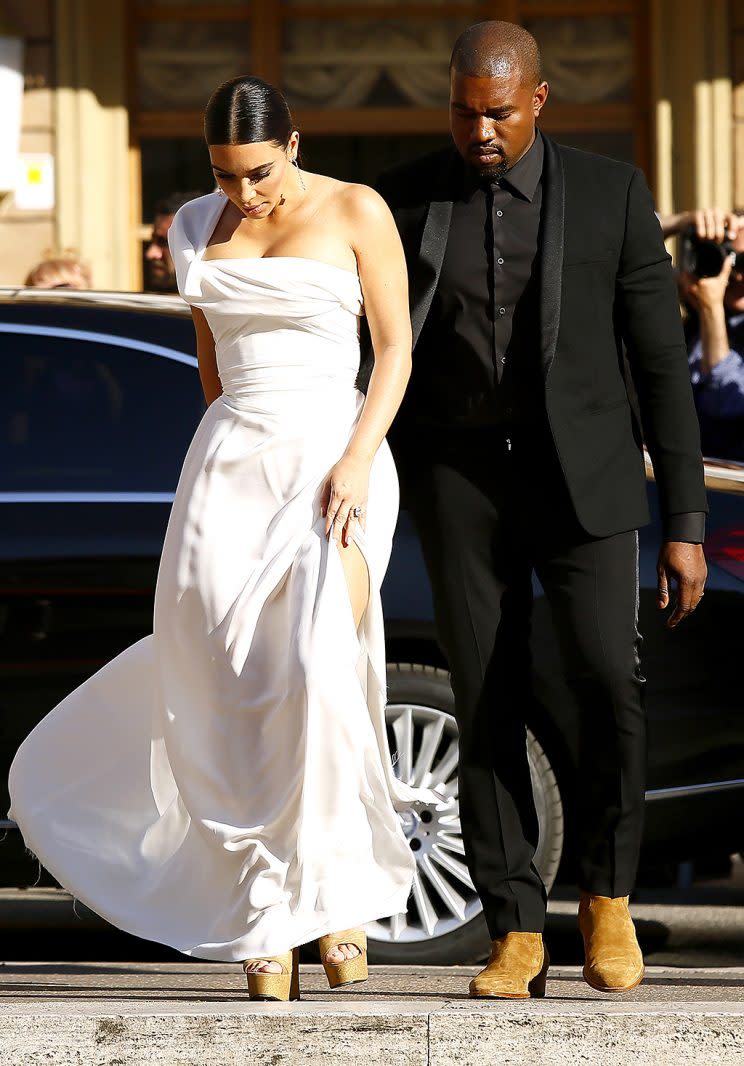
635, 465, 744, 795
0, 299, 202, 825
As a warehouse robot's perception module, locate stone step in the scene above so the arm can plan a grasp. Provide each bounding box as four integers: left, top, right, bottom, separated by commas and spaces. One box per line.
1, 964, 743, 1065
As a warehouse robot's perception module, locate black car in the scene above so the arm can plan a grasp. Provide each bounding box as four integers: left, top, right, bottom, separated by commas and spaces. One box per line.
1, 288, 743, 965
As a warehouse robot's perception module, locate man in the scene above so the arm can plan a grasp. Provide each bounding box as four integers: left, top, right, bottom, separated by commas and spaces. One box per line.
372, 22, 708, 998
664, 211, 744, 461
144, 191, 200, 293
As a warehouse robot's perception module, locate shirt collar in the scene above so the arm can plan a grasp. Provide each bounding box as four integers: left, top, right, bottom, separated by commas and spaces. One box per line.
500, 130, 544, 201
462, 129, 544, 203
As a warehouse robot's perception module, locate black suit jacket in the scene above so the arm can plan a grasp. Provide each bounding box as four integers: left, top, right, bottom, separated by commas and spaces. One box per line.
365, 135, 708, 539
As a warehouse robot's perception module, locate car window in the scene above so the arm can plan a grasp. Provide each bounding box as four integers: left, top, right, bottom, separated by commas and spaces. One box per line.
0, 328, 204, 492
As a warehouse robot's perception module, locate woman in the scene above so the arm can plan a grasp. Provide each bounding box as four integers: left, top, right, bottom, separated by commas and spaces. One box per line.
8, 76, 444, 1000
24, 251, 92, 289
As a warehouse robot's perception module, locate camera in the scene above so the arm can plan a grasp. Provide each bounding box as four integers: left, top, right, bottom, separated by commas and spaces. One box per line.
680, 225, 744, 278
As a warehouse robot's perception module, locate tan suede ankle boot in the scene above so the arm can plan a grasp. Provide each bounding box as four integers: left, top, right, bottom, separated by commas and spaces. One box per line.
469, 932, 549, 999
578, 892, 645, 993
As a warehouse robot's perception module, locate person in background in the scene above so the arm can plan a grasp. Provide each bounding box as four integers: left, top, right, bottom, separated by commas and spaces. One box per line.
144, 190, 201, 292
24, 253, 92, 290
659, 207, 740, 243
662, 209, 744, 461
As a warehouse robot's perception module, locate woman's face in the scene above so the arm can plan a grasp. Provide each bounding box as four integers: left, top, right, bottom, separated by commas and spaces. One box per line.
209, 133, 299, 221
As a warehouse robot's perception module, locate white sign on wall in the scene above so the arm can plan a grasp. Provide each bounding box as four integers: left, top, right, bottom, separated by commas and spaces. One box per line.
15, 153, 55, 211
0, 36, 23, 193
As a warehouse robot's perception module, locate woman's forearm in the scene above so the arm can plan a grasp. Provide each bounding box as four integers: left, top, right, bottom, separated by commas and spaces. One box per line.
344, 343, 412, 463
192, 307, 222, 405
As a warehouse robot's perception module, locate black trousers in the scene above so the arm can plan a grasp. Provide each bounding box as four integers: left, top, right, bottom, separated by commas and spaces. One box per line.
402, 424, 647, 938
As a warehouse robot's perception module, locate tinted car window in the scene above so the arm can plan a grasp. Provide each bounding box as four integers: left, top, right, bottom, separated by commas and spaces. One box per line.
0, 329, 203, 492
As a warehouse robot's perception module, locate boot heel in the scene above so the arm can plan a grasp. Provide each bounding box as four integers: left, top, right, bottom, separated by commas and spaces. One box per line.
244, 948, 300, 1001
319, 928, 368, 989
528, 946, 550, 998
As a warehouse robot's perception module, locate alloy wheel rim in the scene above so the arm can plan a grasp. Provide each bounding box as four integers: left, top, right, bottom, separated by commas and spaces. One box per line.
365, 702, 482, 944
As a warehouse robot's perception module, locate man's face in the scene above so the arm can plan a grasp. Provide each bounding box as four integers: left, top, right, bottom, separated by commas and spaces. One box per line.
145, 213, 176, 292
449, 67, 549, 180
725, 227, 744, 314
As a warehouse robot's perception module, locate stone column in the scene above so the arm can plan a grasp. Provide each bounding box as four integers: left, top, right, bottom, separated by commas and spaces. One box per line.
733, 0, 744, 210
651, 0, 733, 215
0, 2, 56, 286
55, 0, 130, 290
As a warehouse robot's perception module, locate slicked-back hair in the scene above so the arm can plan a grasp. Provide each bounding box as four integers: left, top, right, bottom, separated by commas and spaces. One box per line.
450, 20, 542, 87
204, 75, 294, 149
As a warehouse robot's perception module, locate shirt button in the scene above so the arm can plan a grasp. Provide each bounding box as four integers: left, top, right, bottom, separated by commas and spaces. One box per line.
496, 210, 503, 217
497, 257, 504, 265
501, 356, 507, 364
499, 306, 506, 315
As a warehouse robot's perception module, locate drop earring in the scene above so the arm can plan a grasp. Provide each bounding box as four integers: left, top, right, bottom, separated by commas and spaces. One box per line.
293, 157, 307, 192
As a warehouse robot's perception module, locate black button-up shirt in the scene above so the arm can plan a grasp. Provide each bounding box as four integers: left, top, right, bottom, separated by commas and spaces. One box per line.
415, 131, 545, 428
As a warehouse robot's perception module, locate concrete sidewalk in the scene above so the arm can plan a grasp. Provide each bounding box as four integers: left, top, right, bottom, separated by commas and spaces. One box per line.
1, 963, 743, 1065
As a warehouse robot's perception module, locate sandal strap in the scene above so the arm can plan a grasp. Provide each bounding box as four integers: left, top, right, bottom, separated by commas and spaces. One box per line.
242, 953, 290, 975
318, 928, 367, 957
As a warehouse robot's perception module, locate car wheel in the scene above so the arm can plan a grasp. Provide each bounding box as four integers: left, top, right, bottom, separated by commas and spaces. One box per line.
365, 663, 564, 965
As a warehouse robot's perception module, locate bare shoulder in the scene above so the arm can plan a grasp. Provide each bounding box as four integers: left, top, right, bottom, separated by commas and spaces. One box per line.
335, 181, 392, 226
305, 175, 398, 264
307, 172, 390, 223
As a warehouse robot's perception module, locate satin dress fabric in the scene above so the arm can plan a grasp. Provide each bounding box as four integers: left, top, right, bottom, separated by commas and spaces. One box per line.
8, 191, 442, 961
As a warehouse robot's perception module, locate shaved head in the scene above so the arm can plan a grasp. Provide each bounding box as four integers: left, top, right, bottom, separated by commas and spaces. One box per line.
450, 20, 542, 88
448, 21, 548, 179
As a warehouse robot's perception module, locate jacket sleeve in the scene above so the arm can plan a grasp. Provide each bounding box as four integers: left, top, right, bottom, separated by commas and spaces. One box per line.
616, 168, 708, 532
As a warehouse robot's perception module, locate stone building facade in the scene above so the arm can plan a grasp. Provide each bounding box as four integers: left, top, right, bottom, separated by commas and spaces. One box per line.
0, 0, 741, 290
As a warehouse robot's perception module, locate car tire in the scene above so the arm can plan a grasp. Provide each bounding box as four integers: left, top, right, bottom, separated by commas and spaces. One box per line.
365, 662, 564, 966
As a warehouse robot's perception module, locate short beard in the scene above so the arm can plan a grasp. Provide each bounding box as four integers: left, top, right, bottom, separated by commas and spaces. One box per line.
478, 156, 509, 181
146, 267, 177, 293
467, 154, 509, 183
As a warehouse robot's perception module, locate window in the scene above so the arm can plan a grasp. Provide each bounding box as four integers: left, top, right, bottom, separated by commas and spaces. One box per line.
1, 330, 203, 493
128, 2, 650, 284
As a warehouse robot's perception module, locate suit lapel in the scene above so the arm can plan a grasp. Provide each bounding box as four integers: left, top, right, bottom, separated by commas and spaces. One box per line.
539, 135, 565, 377
410, 150, 459, 348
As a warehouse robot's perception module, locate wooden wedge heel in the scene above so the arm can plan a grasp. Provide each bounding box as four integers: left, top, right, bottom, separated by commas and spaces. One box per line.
318, 928, 368, 989
242, 947, 300, 1001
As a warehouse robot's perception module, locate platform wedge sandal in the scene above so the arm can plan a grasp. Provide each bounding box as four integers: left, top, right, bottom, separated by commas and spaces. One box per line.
242, 947, 300, 1001
318, 928, 368, 989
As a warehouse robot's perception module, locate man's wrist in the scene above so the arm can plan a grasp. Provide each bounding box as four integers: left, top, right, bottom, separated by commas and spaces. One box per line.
664, 511, 706, 544
698, 297, 727, 321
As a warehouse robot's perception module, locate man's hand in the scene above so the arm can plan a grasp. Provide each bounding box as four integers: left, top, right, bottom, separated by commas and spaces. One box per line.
660, 207, 742, 240
689, 208, 741, 243
657, 542, 707, 628
681, 253, 735, 314
679, 255, 735, 377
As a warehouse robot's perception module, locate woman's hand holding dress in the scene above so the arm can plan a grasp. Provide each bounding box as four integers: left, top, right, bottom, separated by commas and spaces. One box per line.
322, 453, 370, 546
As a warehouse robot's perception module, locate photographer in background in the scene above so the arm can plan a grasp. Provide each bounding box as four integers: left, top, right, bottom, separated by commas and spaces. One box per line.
661, 209, 744, 462
144, 190, 200, 293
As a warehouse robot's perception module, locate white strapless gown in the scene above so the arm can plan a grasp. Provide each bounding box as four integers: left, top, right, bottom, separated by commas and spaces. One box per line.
7, 191, 443, 961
